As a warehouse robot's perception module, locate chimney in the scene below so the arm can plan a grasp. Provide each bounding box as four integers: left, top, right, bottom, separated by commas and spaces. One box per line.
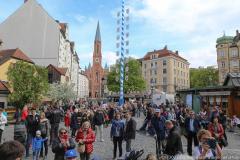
175, 50, 179, 55
236, 30, 239, 36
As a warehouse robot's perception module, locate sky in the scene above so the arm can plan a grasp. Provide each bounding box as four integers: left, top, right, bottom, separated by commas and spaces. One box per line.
0, 0, 240, 69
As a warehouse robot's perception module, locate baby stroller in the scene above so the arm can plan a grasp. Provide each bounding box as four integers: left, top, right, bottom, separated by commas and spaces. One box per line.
120, 149, 144, 160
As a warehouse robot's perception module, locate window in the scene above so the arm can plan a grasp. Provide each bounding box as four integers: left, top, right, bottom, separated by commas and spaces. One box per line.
155, 62, 157, 66
154, 70, 157, 75
230, 49, 238, 57
163, 59, 167, 65
230, 60, 239, 67
221, 62, 225, 68
155, 78, 157, 83
144, 64, 147, 69
218, 50, 225, 57
163, 68, 167, 74
163, 86, 167, 92
151, 63, 153, 67
163, 77, 167, 84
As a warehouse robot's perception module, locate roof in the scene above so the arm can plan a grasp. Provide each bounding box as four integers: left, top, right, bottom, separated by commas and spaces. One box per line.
59, 23, 67, 38
0, 48, 34, 65
0, 81, 10, 93
216, 34, 233, 44
141, 46, 188, 62
223, 73, 240, 87
95, 21, 101, 42
47, 64, 67, 76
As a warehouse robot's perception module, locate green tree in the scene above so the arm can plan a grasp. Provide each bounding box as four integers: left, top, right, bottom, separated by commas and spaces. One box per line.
107, 58, 146, 93
7, 61, 49, 109
47, 82, 77, 103
190, 66, 219, 88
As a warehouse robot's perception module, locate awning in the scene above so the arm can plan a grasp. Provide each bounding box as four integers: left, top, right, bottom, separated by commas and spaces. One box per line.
200, 91, 231, 96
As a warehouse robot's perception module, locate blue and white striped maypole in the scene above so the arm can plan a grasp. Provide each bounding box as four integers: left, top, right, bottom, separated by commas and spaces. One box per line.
119, 0, 125, 106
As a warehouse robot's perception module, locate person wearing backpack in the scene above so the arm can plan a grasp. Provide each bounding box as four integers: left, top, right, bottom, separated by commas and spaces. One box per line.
39, 112, 49, 159
193, 129, 222, 160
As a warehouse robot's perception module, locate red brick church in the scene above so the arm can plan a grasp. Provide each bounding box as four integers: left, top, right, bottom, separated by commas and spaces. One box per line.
85, 22, 105, 98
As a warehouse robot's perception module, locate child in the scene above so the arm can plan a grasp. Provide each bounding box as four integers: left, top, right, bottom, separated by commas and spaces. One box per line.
32, 130, 47, 160
64, 149, 78, 160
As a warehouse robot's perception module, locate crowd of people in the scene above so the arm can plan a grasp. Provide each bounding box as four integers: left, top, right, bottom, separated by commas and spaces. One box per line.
0, 101, 239, 160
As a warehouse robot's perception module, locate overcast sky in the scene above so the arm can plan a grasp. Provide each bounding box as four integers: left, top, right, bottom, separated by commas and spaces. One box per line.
1, 0, 240, 68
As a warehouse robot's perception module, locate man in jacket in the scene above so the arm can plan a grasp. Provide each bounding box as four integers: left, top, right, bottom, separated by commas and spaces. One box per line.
184, 111, 200, 156
123, 111, 136, 152
93, 108, 105, 142
47, 105, 62, 145
25, 108, 40, 157
164, 120, 183, 156
0, 108, 7, 144
151, 108, 166, 154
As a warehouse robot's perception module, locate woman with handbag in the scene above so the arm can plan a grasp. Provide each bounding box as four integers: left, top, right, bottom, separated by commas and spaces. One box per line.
208, 116, 224, 148
76, 121, 96, 160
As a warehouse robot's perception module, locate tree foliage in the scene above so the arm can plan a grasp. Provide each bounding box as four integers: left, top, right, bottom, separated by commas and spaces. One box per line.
190, 66, 219, 88
107, 58, 146, 93
47, 82, 77, 103
7, 61, 49, 109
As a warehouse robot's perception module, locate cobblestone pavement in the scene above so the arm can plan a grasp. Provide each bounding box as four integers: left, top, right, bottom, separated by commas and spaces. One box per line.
2, 116, 240, 160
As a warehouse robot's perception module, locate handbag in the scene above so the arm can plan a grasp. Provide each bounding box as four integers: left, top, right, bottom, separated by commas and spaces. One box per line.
220, 138, 228, 147
77, 142, 85, 153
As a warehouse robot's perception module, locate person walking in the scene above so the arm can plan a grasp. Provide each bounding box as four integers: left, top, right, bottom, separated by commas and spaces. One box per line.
64, 109, 71, 130
48, 105, 62, 145
52, 127, 76, 160
25, 108, 40, 158
164, 120, 183, 157
185, 111, 200, 156
208, 116, 224, 148
151, 108, 166, 155
70, 109, 79, 138
32, 130, 48, 160
0, 108, 7, 144
39, 112, 49, 159
93, 108, 105, 142
111, 112, 125, 159
75, 121, 96, 160
123, 111, 137, 153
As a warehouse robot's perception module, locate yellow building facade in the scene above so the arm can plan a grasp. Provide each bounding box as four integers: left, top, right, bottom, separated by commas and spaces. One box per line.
140, 46, 190, 94
216, 30, 240, 85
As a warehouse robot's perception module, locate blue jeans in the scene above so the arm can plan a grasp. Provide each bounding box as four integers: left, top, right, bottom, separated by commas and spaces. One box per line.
33, 149, 41, 160
25, 133, 33, 157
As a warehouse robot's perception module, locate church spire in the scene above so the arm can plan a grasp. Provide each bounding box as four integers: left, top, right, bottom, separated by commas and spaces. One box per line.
95, 21, 101, 42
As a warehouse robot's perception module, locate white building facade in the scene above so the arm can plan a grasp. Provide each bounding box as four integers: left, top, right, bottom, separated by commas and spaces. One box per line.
78, 72, 89, 99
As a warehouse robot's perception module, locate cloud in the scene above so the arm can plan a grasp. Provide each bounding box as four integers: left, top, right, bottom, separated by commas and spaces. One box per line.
102, 51, 118, 65
74, 14, 86, 23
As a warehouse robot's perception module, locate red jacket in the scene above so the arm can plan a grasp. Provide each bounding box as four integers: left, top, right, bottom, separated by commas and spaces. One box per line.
75, 128, 95, 154
208, 123, 224, 139
64, 113, 71, 127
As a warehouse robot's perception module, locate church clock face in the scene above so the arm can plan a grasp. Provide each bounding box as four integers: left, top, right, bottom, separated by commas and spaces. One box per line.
95, 58, 99, 63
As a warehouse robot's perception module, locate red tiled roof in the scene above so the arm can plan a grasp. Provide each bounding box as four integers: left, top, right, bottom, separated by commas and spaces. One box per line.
0, 48, 34, 65
142, 48, 188, 62
0, 81, 10, 92
48, 64, 67, 76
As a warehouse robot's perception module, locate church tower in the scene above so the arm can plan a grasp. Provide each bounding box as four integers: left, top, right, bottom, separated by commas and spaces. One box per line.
87, 21, 104, 98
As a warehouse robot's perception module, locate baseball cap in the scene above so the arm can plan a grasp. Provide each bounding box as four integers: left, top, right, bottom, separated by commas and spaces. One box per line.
65, 149, 77, 158
155, 109, 161, 113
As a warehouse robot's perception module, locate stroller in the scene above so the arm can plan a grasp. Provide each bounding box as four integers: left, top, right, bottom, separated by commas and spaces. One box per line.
119, 149, 144, 160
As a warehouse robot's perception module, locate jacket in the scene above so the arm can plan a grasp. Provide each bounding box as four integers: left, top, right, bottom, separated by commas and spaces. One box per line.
93, 112, 104, 126
52, 137, 75, 160
111, 120, 125, 138
26, 114, 40, 136
39, 119, 48, 138
151, 115, 166, 140
184, 117, 200, 133
0, 113, 7, 131
164, 126, 183, 156
124, 118, 136, 140
14, 122, 26, 144
70, 112, 78, 129
64, 113, 71, 127
208, 122, 224, 139
75, 128, 96, 154
32, 137, 47, 151
48, 108, 62, 124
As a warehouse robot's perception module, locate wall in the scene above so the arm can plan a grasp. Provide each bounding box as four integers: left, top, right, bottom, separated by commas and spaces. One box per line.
0, 59, 17, 81
0, 0, 60, 66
